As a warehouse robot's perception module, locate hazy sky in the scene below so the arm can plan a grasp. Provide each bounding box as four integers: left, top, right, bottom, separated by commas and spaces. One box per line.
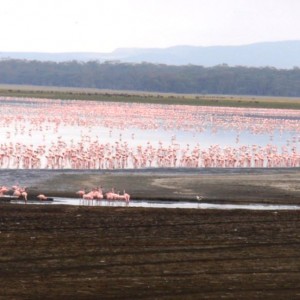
1, 0, 300, 52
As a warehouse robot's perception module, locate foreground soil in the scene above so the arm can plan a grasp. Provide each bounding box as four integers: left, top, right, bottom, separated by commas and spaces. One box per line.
0, 204, 300, 299
1, 168, 300, 299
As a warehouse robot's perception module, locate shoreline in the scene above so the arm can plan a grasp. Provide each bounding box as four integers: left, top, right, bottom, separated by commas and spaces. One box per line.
1, 168, 300, 298
1, 167, 300, 205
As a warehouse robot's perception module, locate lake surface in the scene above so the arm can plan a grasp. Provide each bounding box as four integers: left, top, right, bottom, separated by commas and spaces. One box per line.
1, 97, 300, 168
10, 197, 300, 210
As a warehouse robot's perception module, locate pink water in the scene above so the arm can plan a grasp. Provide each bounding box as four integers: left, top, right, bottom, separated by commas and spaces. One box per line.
1, 97, 300, 169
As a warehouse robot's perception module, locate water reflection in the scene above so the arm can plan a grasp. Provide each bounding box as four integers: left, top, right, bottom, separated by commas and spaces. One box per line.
1, 97, 300, 168
10, 197, 300, 210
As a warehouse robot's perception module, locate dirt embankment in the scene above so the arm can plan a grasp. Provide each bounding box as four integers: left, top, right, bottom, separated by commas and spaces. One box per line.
0, 204, 300, 299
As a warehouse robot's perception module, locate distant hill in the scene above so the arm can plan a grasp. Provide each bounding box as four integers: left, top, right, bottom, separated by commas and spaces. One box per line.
1, 41, 300, 69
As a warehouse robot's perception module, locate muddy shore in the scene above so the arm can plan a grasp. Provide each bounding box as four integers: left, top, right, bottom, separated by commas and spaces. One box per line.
1, 168, 300, 204
1, 168, 300, 299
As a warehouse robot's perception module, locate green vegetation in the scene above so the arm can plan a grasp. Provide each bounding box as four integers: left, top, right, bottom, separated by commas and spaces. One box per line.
1, 84, 300, 109
1, 60, 300, 98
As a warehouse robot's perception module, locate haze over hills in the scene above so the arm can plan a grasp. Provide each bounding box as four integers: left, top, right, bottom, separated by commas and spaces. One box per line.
1, 40, 300, 69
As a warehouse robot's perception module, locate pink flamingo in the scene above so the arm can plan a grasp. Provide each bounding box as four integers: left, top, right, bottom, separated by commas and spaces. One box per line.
122, 190, 130, 202
76, 190, 85, 198
92, 190, 103, 200
13, 189, 21, 197
0, 186, 9, 196
82, 192, 94, 200
37, 194, 48, 201
21, 190, 28, 201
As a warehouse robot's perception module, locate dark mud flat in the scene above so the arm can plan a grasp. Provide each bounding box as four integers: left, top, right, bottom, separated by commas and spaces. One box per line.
0, 204, 300, 299
1, 168, 300, 204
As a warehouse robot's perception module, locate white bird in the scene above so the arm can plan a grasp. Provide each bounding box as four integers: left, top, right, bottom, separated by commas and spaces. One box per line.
196, 195, 204, 201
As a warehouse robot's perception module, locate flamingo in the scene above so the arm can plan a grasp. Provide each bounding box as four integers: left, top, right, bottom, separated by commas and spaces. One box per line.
37, 194, 48, 201
82, 193, 93, 200
0, 186, 9, 196
13, 189, 21, 197
21, 191, 28, 201
122, 190, 130, 202
76, 190, 85, 198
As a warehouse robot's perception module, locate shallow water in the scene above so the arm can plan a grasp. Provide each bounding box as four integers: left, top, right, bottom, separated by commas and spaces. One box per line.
10, 197, 300, 210
1, 97, 300, 169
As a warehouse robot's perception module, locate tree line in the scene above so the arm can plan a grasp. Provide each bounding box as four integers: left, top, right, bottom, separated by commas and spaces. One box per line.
0, 59, 300, 97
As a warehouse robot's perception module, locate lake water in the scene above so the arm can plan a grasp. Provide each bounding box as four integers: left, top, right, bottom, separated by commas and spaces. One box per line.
1, 97, 300, 168
10, 197, 300, 210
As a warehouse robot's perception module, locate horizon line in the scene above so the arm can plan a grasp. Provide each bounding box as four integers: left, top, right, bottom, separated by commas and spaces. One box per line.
1, 39, 300, 54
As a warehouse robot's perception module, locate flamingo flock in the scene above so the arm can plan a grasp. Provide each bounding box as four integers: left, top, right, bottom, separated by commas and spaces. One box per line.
0, 96, 300, 169
0, 185, 28, 200
77, 188, 130, 202
0, 184, 130, 203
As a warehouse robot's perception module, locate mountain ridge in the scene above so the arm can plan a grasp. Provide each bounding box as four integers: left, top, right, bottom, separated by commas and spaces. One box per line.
1, 40, 300, 69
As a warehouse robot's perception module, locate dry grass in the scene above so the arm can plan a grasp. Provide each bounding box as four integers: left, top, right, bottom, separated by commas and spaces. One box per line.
1, 84, 300, 109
